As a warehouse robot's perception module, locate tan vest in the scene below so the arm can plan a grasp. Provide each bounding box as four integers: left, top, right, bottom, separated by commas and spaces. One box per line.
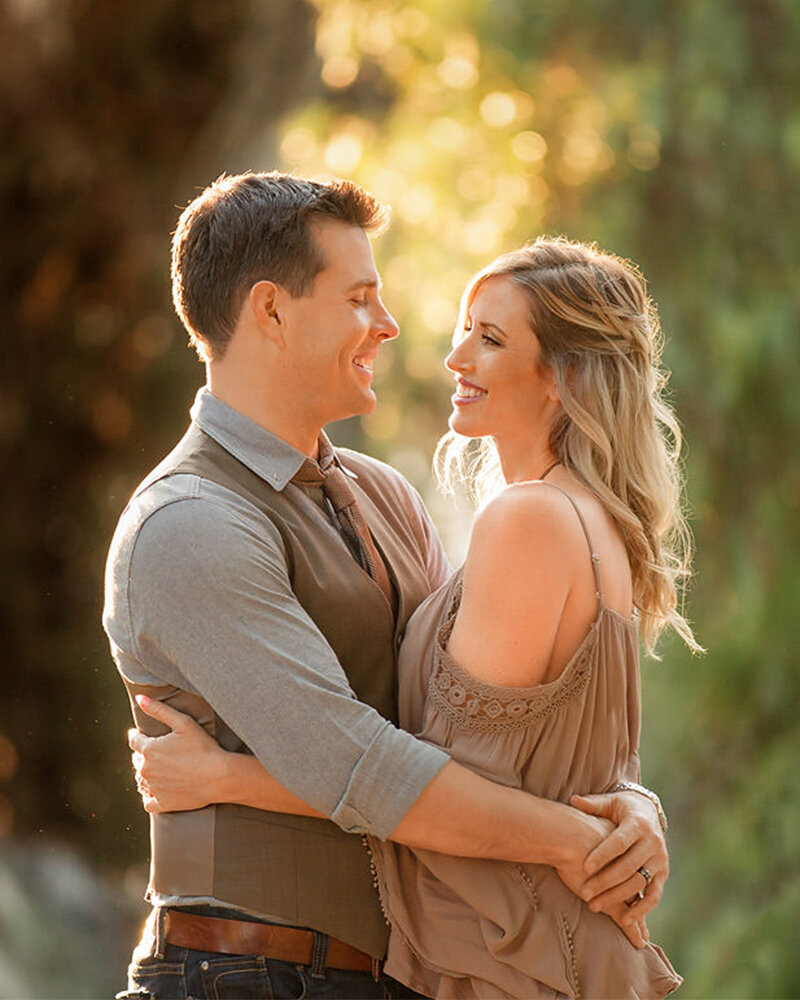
123, 425, 435, 957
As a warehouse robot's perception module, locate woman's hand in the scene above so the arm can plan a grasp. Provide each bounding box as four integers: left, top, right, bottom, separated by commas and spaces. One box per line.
129, 695, 228, 813
569, 790, 669, 922
129, 695, 323, 818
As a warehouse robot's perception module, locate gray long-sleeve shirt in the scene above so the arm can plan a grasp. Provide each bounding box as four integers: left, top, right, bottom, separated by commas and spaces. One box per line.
103, 389, 452, 840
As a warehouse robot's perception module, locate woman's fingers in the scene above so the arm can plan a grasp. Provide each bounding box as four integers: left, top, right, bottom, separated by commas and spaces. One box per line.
135, 694, 193, 732
570, 792, 612, 817
140, 788, 163, 814
128, 728, 149, 753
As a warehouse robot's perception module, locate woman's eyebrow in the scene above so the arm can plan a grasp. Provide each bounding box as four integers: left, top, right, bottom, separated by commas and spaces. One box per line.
478, 319, 506, 335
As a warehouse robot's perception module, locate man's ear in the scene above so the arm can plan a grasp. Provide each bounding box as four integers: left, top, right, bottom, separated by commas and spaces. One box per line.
249, 280, 286, 346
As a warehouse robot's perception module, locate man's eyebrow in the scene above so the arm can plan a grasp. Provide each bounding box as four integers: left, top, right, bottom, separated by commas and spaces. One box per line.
345, 278, 381, 292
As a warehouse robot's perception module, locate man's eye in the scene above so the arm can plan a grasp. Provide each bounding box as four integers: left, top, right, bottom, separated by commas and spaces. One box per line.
350, 297, 368, 307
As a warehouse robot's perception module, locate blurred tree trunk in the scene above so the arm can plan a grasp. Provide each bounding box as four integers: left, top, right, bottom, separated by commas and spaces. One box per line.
0, 0, 318, 861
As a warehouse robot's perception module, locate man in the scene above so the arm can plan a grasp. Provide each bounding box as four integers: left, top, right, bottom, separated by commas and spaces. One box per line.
105, 172, 668, 1000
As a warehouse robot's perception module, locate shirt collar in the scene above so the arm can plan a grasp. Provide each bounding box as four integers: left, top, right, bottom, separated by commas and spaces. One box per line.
190, 387, 310, 491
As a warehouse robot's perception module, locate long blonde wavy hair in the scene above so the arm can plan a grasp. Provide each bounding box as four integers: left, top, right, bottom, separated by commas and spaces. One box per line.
436, 236, 701, 656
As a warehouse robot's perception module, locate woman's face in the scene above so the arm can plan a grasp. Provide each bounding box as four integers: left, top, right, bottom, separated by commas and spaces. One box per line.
444, 276, 559, 443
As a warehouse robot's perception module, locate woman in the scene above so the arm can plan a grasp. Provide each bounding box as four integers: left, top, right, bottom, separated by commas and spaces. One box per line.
134, 237, 698, 998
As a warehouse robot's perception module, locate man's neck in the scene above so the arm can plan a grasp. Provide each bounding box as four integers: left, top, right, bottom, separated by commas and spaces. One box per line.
206, 368, 321, 459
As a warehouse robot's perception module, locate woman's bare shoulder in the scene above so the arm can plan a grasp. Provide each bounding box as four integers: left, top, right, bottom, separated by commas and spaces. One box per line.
447, 483, 593, 687
470, 480, 586, 560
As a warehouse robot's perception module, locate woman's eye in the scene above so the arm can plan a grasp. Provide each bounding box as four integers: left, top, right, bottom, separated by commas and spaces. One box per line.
481, 333, 500, 347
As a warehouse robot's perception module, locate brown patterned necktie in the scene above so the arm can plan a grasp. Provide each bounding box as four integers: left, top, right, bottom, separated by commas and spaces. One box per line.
293, 448, 394, 609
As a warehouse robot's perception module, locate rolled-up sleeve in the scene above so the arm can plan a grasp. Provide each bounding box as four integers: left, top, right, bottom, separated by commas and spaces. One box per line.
106, 477, 448, 839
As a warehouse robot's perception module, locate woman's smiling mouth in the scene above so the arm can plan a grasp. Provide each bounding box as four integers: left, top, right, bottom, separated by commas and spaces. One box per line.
453, 377, 487, 404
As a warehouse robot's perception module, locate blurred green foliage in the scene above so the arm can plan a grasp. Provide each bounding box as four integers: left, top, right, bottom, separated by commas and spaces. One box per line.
1, 0, 797, 996
279, 4, 800, 993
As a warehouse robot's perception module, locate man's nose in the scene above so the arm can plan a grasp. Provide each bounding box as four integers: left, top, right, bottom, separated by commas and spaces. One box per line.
373, 299, 400, 341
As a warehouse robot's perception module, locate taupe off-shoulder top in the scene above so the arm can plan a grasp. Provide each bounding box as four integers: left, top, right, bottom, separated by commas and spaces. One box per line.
368, 484, 682, 999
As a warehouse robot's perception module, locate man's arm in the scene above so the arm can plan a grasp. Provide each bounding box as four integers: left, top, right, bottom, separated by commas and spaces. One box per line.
115, 486, 589, 864
130, 693, 665, 933
110, 479, 665, 920
105, 480, 448, 840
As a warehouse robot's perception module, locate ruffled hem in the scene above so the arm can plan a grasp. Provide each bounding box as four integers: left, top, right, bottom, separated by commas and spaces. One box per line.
370, 840, 682, 1000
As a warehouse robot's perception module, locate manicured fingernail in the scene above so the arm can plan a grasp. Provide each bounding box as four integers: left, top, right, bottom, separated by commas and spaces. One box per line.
136, 694, 150, 708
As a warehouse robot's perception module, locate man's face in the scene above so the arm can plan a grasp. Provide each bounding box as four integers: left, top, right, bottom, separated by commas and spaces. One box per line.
280, 220, 399, 426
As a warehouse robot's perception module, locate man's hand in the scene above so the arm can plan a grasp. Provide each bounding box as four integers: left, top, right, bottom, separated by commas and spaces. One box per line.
570, 790, 669, 924
129, 695, 225, 813
556, 857, 650, 948
554, 809, 650, 948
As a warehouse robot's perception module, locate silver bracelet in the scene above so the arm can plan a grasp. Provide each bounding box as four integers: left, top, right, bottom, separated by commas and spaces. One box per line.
611, 781, 668, 834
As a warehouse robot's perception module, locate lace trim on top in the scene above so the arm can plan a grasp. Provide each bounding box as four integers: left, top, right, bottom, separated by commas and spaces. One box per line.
430, 578, 599, 733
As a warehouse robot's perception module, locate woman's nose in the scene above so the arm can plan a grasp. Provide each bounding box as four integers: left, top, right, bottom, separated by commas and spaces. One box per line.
445, 339, 471, 373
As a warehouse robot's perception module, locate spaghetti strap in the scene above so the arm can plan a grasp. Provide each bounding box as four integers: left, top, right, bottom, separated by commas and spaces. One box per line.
530, 480, 605, 604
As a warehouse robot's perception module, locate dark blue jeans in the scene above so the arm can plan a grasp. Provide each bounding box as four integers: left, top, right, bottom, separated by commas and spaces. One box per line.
118, 910, 426, 1000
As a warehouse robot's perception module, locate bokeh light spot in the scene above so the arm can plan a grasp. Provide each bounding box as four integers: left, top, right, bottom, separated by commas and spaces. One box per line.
437, 56, 478, 90
628, 125, 662, 171
398, 184, 436, 225
511, 131, 547, 163
325, 133, 364, 173
457, 168, 493, 202
321, 55, 360, 89
480, 91, 517, 128
421, 294, 458, 334
428, 117, 468, 151
280, 127, 319, 165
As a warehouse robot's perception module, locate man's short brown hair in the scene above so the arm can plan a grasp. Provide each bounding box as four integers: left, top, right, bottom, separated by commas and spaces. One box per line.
171, 171, 390, 360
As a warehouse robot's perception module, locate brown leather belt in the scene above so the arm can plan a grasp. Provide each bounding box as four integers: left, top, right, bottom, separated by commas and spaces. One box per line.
164, 910, 375, 973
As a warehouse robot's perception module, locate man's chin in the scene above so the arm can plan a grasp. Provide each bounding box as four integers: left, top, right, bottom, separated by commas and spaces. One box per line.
326, 392, 377, 426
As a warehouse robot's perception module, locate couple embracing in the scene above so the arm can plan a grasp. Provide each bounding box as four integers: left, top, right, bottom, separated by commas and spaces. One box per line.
105, 171, 697, 1000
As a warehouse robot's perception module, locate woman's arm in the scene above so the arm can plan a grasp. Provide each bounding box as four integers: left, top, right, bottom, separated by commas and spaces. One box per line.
130, 694, 323, 818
